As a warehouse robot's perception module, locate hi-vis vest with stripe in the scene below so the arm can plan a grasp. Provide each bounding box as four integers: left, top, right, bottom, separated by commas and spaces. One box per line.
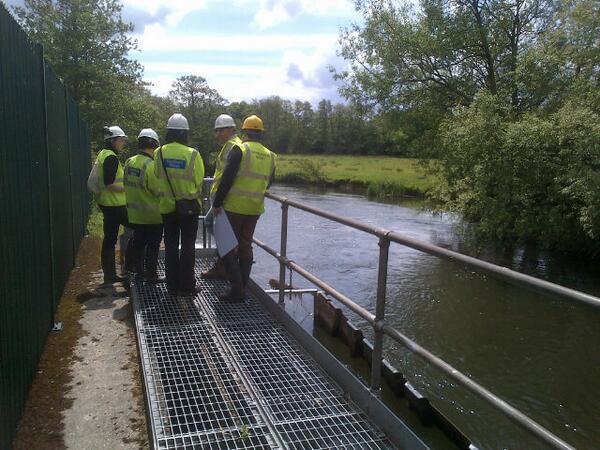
95, 149, 125, 207
211, 135, 243, 198
124, 154, 161, 224
154, 143, 205, 215
223, 141, 276, 215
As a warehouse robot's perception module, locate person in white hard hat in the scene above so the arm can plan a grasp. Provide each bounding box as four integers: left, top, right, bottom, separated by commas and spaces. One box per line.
94, 125, 132, 284
201, 114, 243, 280
123, 129, 164, 283
154, 114, 205, 296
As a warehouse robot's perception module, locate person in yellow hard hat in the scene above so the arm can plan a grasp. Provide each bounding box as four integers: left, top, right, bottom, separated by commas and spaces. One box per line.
94, 125, 132, 284
201, 114, 243, 280
124, 128, 164, 283
154, 114, 205, 296
212, 115, 276, 302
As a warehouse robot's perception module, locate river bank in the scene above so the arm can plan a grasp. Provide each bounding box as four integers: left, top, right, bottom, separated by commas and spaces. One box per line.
274, 154, 435, 200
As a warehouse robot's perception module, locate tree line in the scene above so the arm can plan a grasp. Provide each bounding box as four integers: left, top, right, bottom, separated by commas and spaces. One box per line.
12, 0, 397, 173
14, 0, 600, 253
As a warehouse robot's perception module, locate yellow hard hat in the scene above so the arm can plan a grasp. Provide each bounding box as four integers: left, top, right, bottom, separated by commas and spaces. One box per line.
242, 115, 264, 132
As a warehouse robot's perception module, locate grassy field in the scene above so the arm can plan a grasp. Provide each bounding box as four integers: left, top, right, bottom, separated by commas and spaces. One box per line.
274, 154, 436, 198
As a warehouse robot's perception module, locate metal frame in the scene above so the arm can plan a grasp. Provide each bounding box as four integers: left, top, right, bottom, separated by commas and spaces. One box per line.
252, 191, 590, 450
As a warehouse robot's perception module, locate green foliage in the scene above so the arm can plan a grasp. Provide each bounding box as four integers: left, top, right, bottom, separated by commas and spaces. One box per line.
339, 0, 600, 253
86, 203, 103, 237
432, 93, 600, 253
13, 0, 149, 145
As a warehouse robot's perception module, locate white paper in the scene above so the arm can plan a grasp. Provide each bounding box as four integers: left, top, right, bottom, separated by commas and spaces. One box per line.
213, 212, 238, 257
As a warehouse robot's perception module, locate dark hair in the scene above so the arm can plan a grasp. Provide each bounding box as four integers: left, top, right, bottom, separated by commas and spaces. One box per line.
104, 138, 117, 150
244, 130, 262, 141
165, 129, 188, 145
138, 137, 159, 150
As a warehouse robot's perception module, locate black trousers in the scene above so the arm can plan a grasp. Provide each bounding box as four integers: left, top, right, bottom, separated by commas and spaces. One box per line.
100, 205, 129, 252
130, 223, 163, 275
162, 212, 198, 292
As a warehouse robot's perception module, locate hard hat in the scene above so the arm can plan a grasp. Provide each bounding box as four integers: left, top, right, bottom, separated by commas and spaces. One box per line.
137, 128, 159, 143
242, 115, 264, 132
214, 114, 236, 130
103, 125, 127, 140
167, 113, 190, 130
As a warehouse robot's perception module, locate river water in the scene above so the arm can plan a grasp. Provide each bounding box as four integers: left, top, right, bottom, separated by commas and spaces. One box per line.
247, 184, 600, 450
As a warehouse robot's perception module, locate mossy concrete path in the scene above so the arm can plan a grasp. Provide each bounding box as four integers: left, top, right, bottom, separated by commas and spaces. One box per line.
12, 236, 148, 450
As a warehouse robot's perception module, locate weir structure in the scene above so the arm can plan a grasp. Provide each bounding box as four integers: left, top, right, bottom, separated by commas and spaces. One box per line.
131, 183, 592, 449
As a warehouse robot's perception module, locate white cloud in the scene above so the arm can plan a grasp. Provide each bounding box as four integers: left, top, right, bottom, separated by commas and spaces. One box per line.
135, 24, 338, 52
122, 0, 208, 27
230, 0, 356, 29
143, 49, 344, 103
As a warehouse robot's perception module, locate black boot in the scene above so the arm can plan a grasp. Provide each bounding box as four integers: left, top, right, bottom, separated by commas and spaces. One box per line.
123, 236, 137, 274
239, 259, 253, 289
144, 246, 165, 283
101, 248, 126, 284
219, 252, 244, 303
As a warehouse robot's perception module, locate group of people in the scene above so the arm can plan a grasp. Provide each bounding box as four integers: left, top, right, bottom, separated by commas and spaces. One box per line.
93, 112, 276, 303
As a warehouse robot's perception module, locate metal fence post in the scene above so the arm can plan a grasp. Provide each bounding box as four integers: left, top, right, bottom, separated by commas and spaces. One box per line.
38, 44, 57, 323
278, 201, 289, 305
371, 235, 390, 393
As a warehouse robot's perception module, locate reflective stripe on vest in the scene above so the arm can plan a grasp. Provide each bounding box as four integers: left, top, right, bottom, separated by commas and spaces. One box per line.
154, 143, 205, 214
211, 136, 243, 197
223, 141, 275, 215
96, 148, 126, 207
124, 155, 161, 224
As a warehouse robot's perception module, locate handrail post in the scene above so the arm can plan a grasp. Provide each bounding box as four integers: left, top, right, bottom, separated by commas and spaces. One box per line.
371, 235, 390, 394
278, 201, 289, 305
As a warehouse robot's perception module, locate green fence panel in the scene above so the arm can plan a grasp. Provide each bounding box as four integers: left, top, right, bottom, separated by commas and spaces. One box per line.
0, 4, 91, 448
45, 63, 75, 307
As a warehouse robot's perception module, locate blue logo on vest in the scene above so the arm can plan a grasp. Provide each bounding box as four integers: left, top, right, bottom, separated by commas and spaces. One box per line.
127, 167, 141, 177
164, 158, 186, 169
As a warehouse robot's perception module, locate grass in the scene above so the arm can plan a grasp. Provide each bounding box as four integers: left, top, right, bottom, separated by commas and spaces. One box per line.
274, 154, 436, 199
86, 204, 103, 237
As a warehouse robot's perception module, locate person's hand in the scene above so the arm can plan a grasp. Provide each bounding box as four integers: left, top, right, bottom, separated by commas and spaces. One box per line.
213, 206, 223, 216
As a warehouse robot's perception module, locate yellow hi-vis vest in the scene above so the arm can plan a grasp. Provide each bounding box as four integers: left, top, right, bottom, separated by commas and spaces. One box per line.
210, 135, 243, 199
124, 154, 161, 224
95, 149, 125, 207
223, 141, 276, 215
154, 143, 205, 215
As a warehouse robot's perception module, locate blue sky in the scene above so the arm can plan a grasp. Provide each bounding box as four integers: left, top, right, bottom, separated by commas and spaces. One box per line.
6, 0, 362, 104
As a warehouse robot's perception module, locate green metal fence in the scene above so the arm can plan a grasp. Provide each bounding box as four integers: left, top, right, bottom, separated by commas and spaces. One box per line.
0, 4, 91, 448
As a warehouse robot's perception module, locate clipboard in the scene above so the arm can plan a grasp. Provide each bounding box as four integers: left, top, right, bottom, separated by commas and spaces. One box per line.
213, 212, 238, 257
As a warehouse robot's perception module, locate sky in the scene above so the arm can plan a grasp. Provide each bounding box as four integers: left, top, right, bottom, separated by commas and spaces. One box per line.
5, 0, 362, 104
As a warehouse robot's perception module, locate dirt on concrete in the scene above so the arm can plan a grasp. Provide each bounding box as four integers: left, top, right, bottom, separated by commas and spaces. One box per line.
12, 236, 149, 450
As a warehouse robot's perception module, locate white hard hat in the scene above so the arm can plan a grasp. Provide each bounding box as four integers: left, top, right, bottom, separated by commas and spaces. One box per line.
167, 113, 190, 130
214, 114, 236, 130
138, 128, 159, 143
103, 125, 127, 140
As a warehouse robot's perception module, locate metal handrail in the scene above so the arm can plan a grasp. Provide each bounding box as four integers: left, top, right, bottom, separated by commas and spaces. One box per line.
254, 191, 583, 450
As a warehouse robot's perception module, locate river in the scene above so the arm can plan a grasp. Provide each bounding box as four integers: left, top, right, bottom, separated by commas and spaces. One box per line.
246, 184, 600, 450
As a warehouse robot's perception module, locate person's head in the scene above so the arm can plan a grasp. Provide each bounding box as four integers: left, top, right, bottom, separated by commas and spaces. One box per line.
103, 125, 127, 151
241, 115, 264, 141
165, 113, 189, 145
213, 114, 236, 144
137, 128, 160, 152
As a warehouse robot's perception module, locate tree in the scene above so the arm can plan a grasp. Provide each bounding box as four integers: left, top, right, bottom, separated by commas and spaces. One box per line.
169, 75, 227, 171
14, 0, 144, 143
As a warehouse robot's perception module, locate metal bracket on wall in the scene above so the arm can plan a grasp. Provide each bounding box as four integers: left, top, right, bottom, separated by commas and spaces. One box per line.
52, 322, 63, 332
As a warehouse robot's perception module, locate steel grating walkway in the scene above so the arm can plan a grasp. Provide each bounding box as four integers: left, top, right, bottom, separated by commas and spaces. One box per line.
132, 253, 397, 450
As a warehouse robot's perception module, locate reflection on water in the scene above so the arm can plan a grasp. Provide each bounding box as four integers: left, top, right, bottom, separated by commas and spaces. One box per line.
249, 184, 600, 450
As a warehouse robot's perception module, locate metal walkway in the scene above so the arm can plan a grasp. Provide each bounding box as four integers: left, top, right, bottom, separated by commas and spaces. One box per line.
132, 251, 410, 450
